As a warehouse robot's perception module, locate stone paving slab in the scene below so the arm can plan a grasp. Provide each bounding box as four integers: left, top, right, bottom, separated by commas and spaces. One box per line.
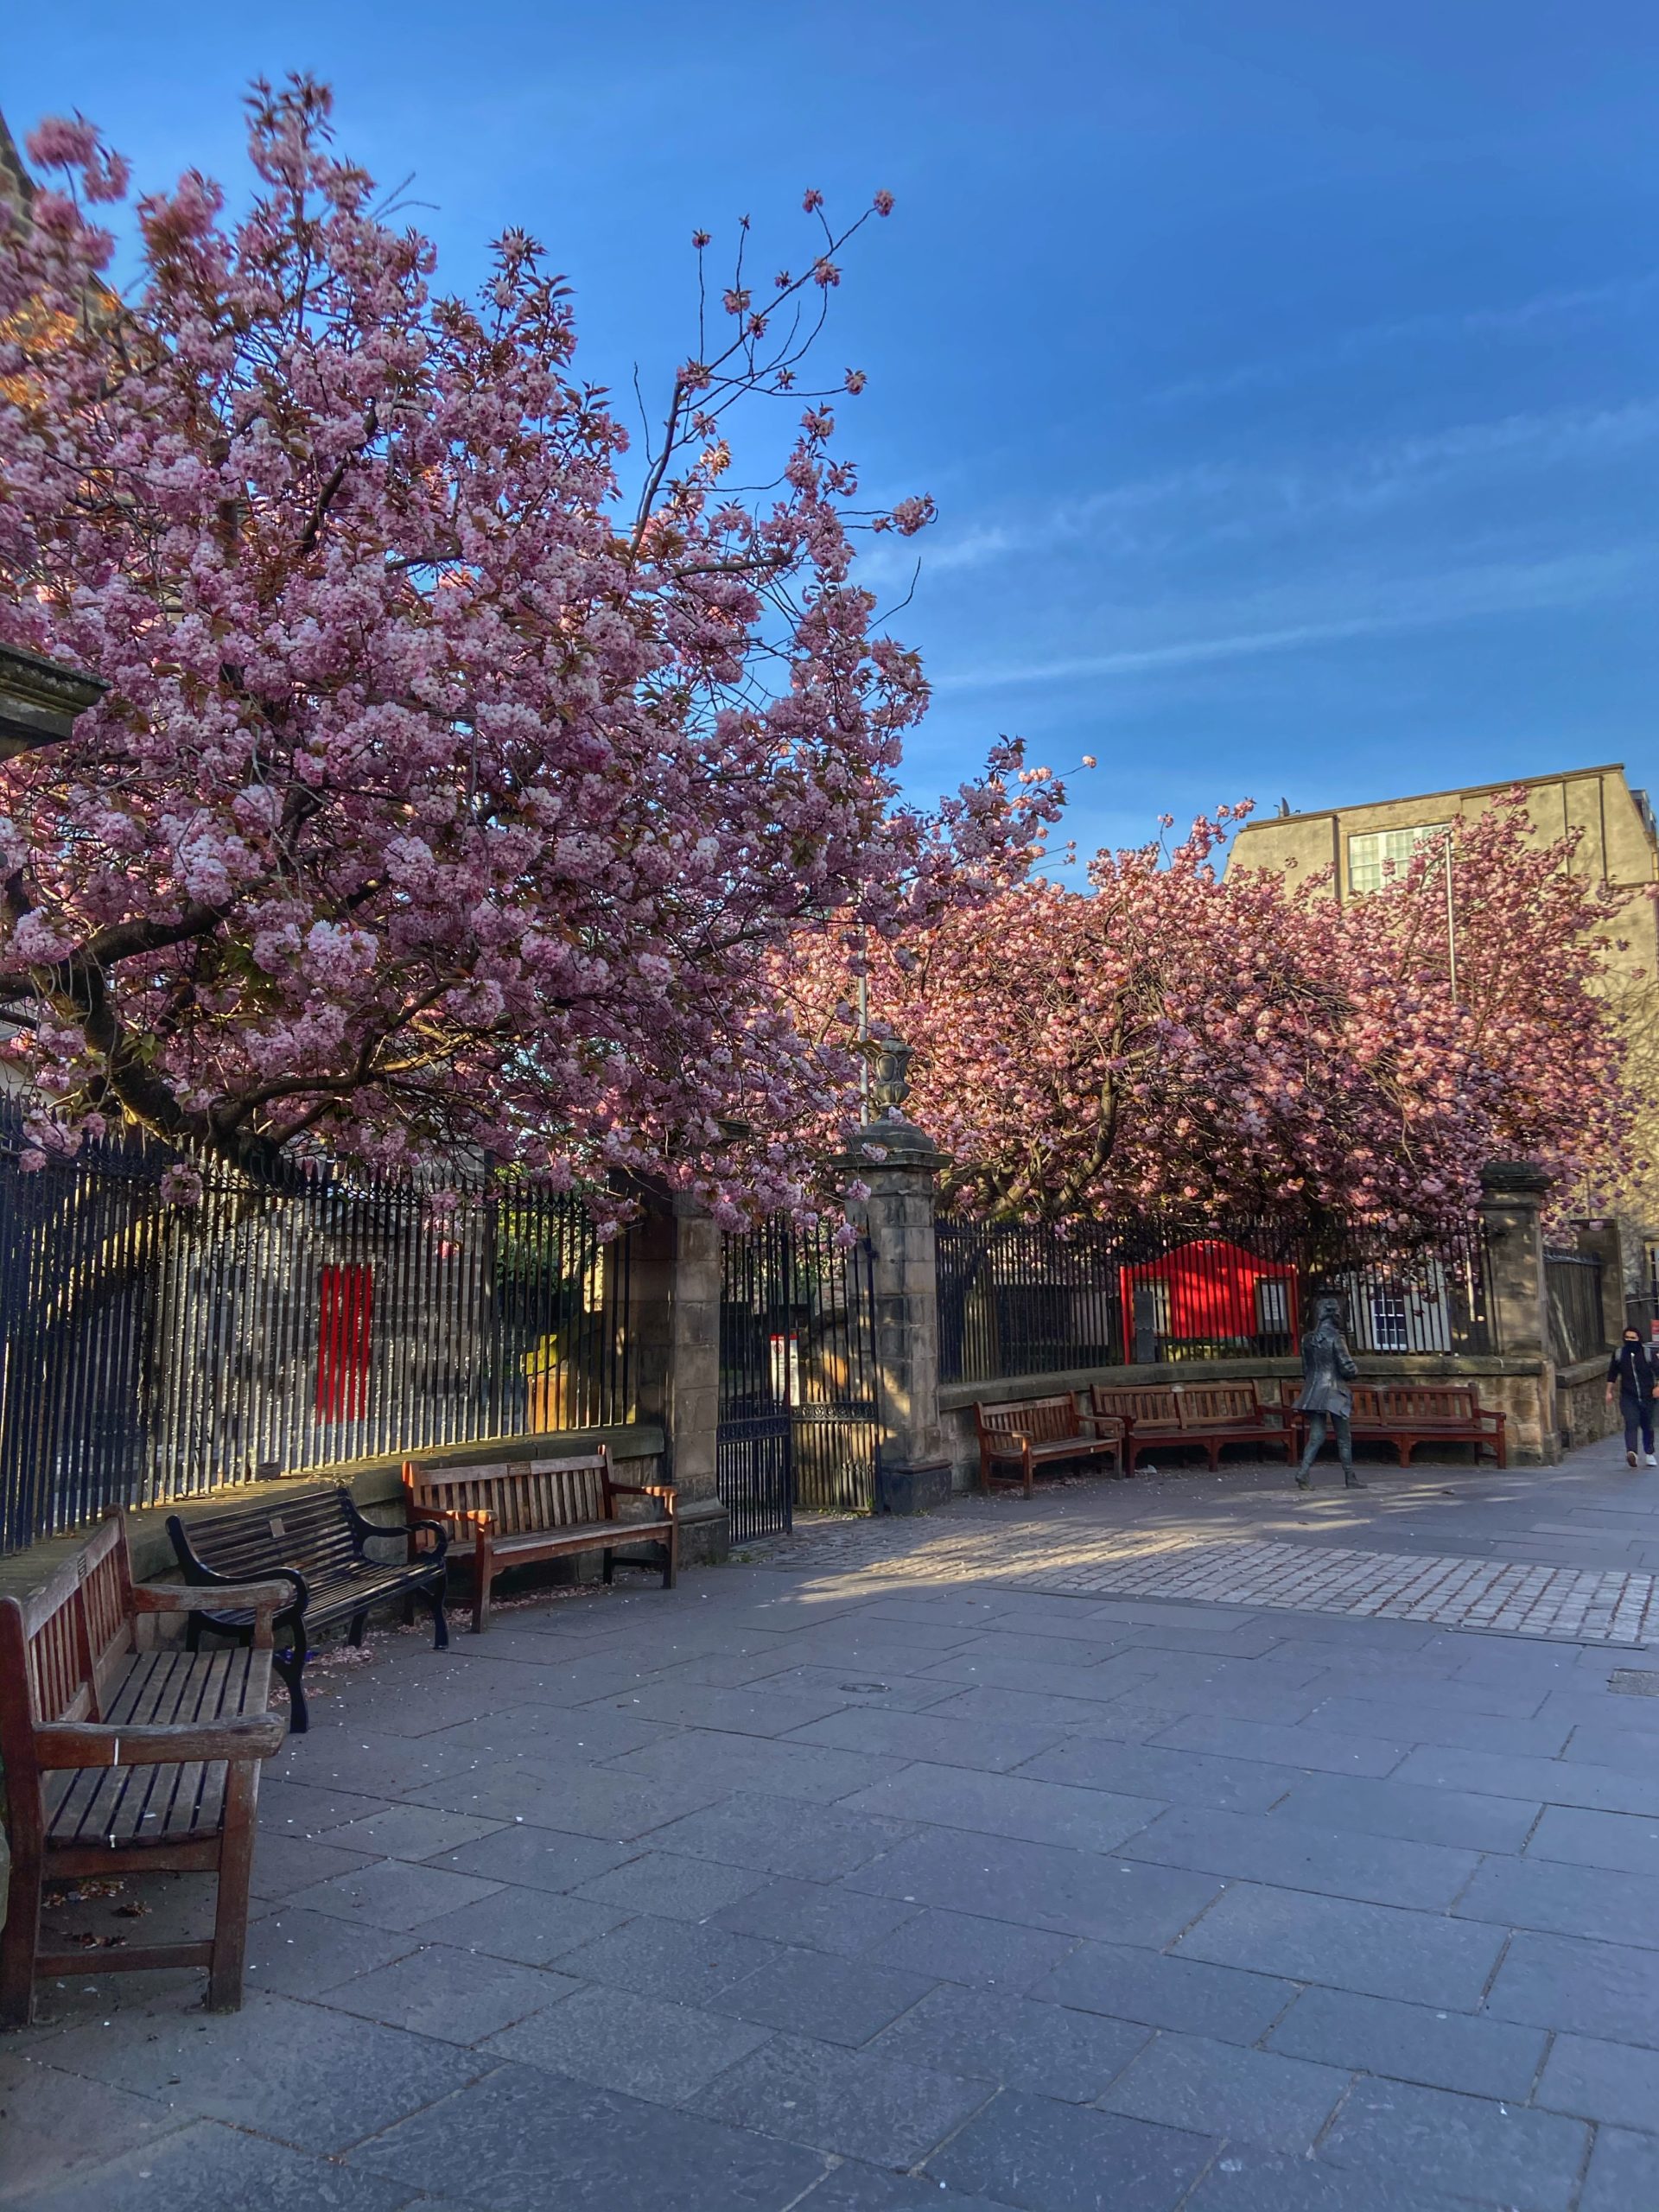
9, 1437, 1659, 2209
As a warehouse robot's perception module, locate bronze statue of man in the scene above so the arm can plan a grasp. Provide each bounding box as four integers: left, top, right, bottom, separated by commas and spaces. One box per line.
1295, 1294, 1363, 1490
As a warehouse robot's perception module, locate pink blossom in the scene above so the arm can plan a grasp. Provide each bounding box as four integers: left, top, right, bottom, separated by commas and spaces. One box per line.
159, 1163, 205, 1207
0, 77, 1039, 1221
779, 795, 1635, 1231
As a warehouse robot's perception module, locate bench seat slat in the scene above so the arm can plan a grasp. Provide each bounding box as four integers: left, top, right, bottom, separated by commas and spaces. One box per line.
487, 1516, 674, 1561
48, 1645, 271, 1849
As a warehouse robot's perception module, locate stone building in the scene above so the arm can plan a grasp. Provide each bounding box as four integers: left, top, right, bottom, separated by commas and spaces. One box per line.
1226, 764, 1659, 1246
0, 108, 30, 216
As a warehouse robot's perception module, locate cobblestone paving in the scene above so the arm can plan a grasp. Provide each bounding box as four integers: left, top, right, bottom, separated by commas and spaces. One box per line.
750, 1461, 1659, 1644
1025, 1537, 1658, 1643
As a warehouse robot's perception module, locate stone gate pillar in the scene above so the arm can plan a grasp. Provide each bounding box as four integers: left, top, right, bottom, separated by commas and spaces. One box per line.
1479, 1160, 1557, 1464
1573, 1214, 1630, 1349
626, 1198, 728, 1564
855, 1045, 951, 1514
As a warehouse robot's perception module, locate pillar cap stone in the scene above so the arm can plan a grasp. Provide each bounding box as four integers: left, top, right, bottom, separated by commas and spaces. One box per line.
845, 1116, 947, 1173
1480, 1159, 1551, 1198
0, 639, 105, 757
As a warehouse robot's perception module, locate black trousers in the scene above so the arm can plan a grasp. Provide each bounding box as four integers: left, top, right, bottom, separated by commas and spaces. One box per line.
1621, 1390, 1655, 1456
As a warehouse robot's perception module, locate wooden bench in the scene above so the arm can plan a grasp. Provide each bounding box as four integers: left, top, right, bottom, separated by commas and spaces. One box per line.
1089, 1386, 1185, 1471
166, 1484, 449, 1733
402, 1447, 677, 1633
1342, 1383, 1506, 1468
973, 1394, 1127, 1497
0, 1513, 288, 2024
1092, 1381, 1296, 1471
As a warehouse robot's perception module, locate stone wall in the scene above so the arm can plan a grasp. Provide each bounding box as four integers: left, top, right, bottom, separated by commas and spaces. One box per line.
1556, 1355, 1621, 1453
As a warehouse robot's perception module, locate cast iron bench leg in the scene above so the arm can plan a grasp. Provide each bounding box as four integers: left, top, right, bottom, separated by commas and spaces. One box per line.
276, 1637, 310, 1735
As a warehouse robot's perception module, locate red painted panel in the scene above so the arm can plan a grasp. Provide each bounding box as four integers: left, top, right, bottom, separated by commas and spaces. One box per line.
316, 1263, 374, 1421
1118, 1239, 1299, 1345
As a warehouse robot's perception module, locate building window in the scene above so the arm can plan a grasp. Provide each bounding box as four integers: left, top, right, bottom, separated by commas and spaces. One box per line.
1255, 1279, 1292, 1338
1368, 1290, 1410, 1353
1347, 823, 1448, 895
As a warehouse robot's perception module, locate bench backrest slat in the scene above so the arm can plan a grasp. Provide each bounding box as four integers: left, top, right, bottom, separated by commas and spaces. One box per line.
974, 1395, 1080, 1443
0, 1515, 137, 1783
1376, 1384, 1479, 1421
175, 1486, 359, 1583
404, 1451, 612, 1535
1178, 1383, 1267, 1428
1091, 1386, 1183, 1427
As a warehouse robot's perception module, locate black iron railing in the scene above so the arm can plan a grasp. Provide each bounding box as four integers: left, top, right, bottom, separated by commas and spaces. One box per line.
936, 1214, 1497, 1387
1546, 1249, 1606, 1366
0, 1107, 631, 1554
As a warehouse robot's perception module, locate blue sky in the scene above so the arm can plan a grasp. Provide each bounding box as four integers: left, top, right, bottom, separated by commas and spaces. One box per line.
7, 2, 1657, 865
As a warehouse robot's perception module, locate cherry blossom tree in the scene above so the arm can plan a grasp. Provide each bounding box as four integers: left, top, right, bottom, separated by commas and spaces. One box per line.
785, 795, 1635, 1234
0, 79, 1057, 1218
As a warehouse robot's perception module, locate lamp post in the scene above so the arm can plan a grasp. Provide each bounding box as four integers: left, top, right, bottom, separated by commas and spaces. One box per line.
1441, 829, 1458, 1002
0, 641, 105, 759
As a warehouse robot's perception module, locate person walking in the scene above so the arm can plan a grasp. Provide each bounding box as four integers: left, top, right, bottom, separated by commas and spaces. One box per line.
1605, 1325, 1659, 1467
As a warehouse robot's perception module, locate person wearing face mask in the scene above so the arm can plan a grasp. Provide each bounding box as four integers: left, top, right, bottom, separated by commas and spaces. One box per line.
1605, 1325, 1659, 1467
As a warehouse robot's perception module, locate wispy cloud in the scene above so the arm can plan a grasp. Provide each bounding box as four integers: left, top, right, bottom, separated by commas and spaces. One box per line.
1156, 272, 1659, 408
936, 546, 1652, 691
880, 396, 1659, 583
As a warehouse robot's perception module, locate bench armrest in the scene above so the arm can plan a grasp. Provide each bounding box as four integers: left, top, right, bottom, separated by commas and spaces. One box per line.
134, 1580, 292, 1619
607, 1482, 677, 1514
403, 1502, 469, 1551
35, 1713, 288, 1768
134, 1579, 293, 1649
345, 1495, 450, 1561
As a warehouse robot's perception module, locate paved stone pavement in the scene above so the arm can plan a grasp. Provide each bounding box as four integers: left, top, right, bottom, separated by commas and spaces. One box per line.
4, 1432, 1659, 2211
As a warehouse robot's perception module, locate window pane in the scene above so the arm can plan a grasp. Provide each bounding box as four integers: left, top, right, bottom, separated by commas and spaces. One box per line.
1347, 823, 1447, 895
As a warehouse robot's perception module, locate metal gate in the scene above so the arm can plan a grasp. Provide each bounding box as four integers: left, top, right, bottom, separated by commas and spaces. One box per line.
717, 1220, 879, 1542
